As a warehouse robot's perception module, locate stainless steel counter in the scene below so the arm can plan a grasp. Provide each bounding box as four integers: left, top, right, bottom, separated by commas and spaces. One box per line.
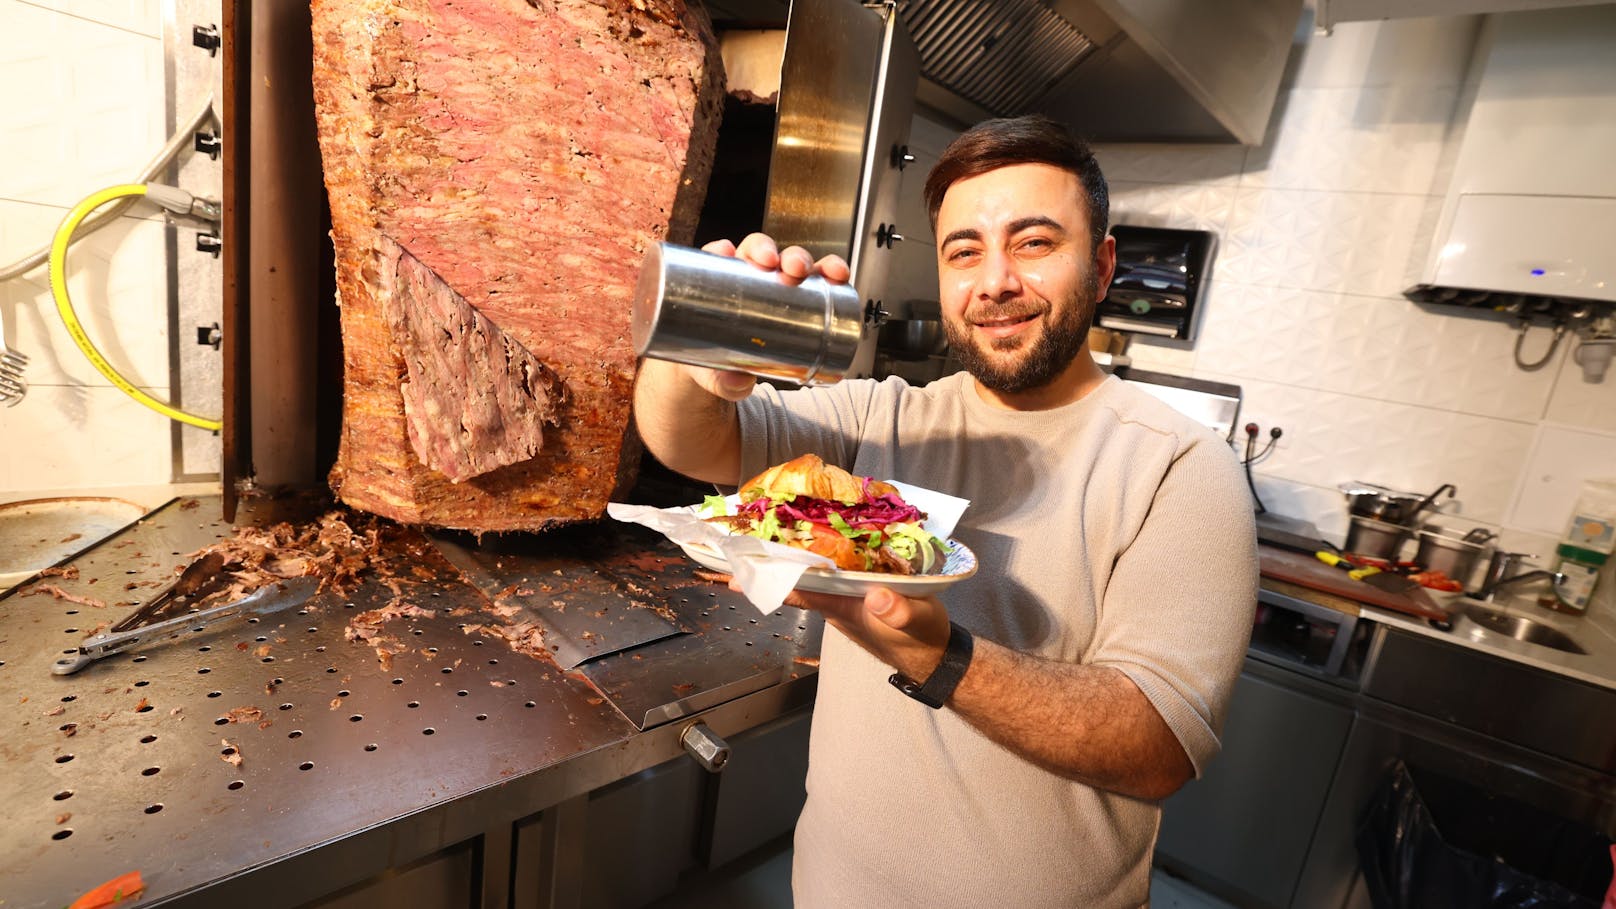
0, 495, 820, 909
1259, 573, 1616, 691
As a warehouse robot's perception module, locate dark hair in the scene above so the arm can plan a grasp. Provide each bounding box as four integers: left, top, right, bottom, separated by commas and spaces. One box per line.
923, 115, 1109, 252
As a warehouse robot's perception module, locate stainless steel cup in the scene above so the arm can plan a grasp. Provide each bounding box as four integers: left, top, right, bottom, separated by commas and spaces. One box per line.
632, 242, 867, 385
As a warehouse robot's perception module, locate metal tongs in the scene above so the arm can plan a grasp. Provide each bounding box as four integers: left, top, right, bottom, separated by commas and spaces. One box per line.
52, 553, 320, 674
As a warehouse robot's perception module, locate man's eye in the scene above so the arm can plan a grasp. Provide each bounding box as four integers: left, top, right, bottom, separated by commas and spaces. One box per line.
1020, 237, 1053, 251
946, 248, 979, 264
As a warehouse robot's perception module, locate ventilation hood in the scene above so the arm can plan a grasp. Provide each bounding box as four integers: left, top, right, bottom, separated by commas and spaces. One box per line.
1406, 5, 1616, 314
710, 0, 1304, 144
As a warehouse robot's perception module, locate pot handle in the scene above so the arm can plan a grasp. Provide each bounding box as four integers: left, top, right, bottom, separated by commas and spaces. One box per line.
1408, 483, 1457, 526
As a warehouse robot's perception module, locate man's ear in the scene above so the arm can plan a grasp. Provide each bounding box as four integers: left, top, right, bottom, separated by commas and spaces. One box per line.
1093, 234, 1118, 302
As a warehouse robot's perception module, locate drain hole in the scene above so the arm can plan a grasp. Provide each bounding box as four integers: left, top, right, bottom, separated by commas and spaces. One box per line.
140, 735, 157, 744
315, 645, 326, 653
255, 636, 267, 643
475, 714, 488, 721
132, 655, 147, 662
505, 679, 516, 687
422, 728, 435, 735
228, 780, 244, 791
325, 667, 337, 673
524, 701, 536, 708
55, 754, 74, 764
412, 629, 423, 636
145, 803, 164, 814
221, 745, 237, 756
52, 829, 72, 841
61, 695, 76, 703
134, 680, 150, 687
207, 691, 222, 698
426, 647, 438, 654
66, 608, 80, 615
457, 690, 468, 697
488, 659, 498, 665
59, 723, 77, 734
349, 714, 363, 722
364, 743, 378, 752
214, 718, 229, 726
337, 690, 350, 697
53, 790, 73, 801
472, 640, 484, 647
197, 668, 211, 674
299, 761, 314, 771
198, 645, 211, 652
271, 677, 284, 686
288, 730, 303, 738
247, 617, 259, 624
391, 678, 404, 685
441, 667, 453, 674
279, 703, 293, 711
64, 628, 78, 634
261, 656, 275, 663
141, 767, 160, 776
407, 701, 419, 709
307, 627, 318, 633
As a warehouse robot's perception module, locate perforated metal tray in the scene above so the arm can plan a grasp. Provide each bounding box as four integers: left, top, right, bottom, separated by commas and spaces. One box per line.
0, 495, 819, 907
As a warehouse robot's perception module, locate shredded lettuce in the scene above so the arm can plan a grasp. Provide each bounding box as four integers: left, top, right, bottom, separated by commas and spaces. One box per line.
699, 494, 731, 518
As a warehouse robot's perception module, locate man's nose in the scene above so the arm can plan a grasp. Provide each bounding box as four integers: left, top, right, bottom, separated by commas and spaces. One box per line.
978, 249, 1022, 299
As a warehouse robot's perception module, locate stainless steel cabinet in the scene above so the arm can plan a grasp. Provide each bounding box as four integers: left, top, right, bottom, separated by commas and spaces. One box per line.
1155, 661, 1355, 909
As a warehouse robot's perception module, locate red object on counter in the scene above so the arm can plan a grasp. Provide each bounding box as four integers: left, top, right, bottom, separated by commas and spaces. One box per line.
68, 870, 145, 908
1261, 546, 1449, 621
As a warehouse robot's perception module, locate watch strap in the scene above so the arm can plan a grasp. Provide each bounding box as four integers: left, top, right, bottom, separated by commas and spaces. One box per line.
888, 622, 973, 709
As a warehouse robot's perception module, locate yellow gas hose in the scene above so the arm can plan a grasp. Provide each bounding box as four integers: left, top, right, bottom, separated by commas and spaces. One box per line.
48, 183, 223, 432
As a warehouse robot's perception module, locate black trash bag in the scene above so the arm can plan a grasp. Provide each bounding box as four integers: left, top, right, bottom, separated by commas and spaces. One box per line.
1357, 761, 1614, 909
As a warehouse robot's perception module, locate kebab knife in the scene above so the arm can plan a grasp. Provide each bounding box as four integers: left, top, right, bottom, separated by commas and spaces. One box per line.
52, 576, 320, 675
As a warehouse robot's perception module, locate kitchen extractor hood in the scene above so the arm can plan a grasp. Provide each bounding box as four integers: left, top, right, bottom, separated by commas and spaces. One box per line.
707, 0, 1304, 145
1405, 6, 1616, 317
1315, 0, 1611, 31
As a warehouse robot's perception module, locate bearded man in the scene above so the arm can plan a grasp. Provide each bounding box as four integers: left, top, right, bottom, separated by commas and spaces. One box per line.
632, 115, 1257, 908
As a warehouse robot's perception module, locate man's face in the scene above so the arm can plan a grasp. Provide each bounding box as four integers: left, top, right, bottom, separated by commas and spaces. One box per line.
934, 163, 1115, 394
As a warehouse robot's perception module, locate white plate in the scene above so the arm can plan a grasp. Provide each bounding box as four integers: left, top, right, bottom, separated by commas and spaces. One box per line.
676, 537, 979, 598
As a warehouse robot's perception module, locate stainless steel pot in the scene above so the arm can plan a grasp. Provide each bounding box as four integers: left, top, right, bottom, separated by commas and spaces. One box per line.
632, 242, 868, 385
1413, 525, 1492, 588
1339, 483, 1425, 525
1344, 515, 1410, 561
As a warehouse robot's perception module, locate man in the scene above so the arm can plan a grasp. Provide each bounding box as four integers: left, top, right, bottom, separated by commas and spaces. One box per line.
633, 116, 1256, 907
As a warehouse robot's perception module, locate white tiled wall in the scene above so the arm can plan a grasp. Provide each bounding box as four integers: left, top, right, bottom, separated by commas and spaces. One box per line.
0, 0, 215, 495
891, 12, 1616, 608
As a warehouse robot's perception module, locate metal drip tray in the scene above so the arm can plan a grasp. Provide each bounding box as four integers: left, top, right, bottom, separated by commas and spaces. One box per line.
0, 497, 152, 591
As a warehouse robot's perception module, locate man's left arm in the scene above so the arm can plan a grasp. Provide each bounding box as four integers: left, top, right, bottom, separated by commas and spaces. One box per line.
794, 442, 1258, 802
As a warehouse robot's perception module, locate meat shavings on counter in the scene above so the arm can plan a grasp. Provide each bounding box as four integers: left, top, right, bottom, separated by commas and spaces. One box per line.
19, 584, 105, 608
223, 706, 264, 725
221, 738, 243, 768
39, 565, 81, 579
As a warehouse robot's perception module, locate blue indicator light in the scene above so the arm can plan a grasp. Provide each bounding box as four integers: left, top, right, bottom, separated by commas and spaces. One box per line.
1530, 268, 1546, 276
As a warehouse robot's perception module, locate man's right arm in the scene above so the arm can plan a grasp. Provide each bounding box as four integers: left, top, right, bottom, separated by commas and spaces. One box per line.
630, 234, 851, 486
632, 359, 754, 486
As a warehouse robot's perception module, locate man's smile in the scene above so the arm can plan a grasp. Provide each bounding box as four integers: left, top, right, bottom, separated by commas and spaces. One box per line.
968, 308, 1042, 341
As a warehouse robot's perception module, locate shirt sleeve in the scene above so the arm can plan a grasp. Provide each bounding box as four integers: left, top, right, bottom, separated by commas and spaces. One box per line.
1088, 436, 1259, 776
733, 377, 901, 487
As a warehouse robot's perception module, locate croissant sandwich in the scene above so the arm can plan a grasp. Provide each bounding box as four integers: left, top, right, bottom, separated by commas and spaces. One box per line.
700, 454, 948, 575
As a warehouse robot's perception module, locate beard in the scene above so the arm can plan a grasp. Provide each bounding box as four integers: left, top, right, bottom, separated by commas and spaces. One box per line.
943, 268, 1101, 394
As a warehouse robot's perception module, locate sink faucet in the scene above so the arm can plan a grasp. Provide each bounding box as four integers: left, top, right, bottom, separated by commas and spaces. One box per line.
1474, 550, 1567, 602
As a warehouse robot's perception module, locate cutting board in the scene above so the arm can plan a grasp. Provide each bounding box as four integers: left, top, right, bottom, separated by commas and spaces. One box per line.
1259, 545, 1448, 622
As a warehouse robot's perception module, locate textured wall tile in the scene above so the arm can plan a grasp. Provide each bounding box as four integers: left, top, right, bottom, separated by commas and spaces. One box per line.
1108, 180, 1237, 235
1244, 86, 1460, 195
1543, 337, 1616, 433
1220, 188, 1430, 297
0, 2, 162, 208
1250, 473, 1353, 545
1290, 15, 1481, 90
0, 383, 173, 491
23, 0, 162, 35
1195, 370, 1536, 525
5, 211, 171, 389
1120, 337, 1198, 376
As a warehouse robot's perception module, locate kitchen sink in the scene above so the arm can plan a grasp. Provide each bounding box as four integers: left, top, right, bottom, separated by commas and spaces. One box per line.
1450, 600, 1588, 655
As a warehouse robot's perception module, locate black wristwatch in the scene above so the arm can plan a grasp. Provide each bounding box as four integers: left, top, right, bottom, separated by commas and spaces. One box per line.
888, 622, 974, 709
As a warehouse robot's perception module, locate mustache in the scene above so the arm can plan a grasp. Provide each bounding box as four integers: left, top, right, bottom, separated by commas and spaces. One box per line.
961, 302, 1045, 324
